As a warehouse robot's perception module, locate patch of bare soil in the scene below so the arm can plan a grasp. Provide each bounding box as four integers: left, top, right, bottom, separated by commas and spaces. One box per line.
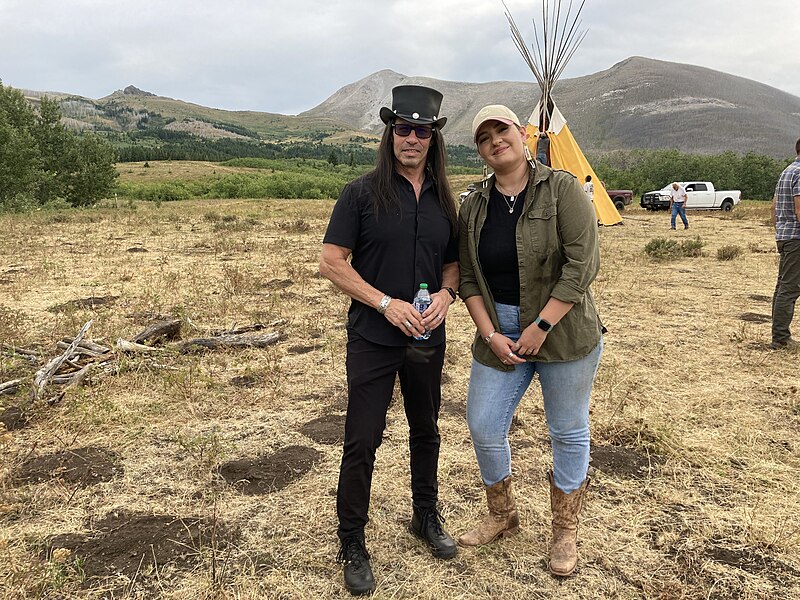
706, 542, 800, 580
0, 405, 28, 430
740, 312, 771, 323
229, 374, 261, 388
299, 413, 344, 445
47, 509, 236, 583
440, 396, 465, 418
218, 445, 322, 495
48, 295, 119, 313
263, 278, 293, 290
15, 446, 122, 487
287, 343, 321, 355
590, 443, 665, 479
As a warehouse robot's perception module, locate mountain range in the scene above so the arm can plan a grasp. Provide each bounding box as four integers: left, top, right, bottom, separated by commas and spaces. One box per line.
17, 56, 800, 158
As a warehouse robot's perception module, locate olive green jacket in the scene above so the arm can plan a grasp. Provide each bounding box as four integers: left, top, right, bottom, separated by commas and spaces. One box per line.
458, 161, 603, 370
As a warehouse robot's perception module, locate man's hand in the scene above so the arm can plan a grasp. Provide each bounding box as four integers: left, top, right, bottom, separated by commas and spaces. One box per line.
383, 299, 425, 337
420, 289, 452, 332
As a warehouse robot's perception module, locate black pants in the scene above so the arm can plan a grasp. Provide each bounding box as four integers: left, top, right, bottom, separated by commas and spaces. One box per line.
336, 335, 445, 540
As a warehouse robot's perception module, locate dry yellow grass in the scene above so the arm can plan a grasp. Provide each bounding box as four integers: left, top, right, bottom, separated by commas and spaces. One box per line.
1, 197, 798, 599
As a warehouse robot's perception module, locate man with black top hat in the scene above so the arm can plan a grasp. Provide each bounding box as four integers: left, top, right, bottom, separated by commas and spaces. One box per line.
320, 84, 460, 595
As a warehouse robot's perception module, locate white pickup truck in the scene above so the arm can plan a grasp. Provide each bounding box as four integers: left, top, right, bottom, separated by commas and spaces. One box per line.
640, 182, 741, 212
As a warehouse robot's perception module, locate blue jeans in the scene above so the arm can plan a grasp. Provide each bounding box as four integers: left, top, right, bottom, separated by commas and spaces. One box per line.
671, 203, 688, 228
466, 303, 602, 493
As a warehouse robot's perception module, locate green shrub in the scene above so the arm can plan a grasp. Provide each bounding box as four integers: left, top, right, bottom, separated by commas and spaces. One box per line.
645, 236, 705, 260
679, 237, 704, 257
717, 244, 743, 261
644, 238, 681, 260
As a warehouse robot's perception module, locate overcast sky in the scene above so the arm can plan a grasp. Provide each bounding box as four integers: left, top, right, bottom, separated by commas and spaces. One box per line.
2, 0, 798, 115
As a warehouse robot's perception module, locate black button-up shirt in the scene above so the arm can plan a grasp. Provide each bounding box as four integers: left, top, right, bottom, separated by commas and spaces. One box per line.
323, 171, 458, 347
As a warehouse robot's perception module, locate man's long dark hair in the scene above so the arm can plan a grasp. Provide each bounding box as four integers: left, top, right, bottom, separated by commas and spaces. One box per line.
368, 122, 459, 236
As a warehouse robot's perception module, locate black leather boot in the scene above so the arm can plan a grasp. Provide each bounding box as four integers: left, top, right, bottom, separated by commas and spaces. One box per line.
409, 505, 458, 559
336, 534, 376, 596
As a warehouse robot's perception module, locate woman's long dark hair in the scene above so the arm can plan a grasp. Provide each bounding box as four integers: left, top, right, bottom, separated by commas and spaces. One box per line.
369, 122, 459, 236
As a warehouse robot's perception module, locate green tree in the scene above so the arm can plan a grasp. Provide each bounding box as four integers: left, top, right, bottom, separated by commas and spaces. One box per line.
0, 81, 118, 209
0, 82, 42, 207
61, 134, 119, 207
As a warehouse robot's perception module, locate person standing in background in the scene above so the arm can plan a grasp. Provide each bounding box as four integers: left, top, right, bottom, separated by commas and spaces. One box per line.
582, 175, 594, 202
770, 137, 800, 350
669, 182, 689, 230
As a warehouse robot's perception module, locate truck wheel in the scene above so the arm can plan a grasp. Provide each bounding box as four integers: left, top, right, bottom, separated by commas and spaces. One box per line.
721, 199, 734, 212
614, 199, 625, 211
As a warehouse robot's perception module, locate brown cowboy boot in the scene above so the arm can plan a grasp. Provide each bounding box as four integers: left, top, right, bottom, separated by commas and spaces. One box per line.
457, 476, 520, 547
548, 471, 589, 576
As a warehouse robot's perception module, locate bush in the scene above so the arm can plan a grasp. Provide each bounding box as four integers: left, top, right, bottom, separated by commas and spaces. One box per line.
680, 237, 704, 257
645, 236, 705, 260
717, 245, 743, 261
644, 238, 681, 260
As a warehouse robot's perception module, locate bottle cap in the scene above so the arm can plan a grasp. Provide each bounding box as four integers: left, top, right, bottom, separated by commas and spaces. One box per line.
420, 283, 428, 289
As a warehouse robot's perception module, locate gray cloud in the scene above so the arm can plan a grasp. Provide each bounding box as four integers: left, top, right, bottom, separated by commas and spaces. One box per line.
1, 0, 798, 115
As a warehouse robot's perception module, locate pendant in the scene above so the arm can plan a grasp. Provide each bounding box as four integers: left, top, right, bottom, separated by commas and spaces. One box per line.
508, 195, 515, 213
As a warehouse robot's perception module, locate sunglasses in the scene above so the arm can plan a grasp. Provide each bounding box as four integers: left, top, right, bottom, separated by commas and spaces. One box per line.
392, 122, 434, 139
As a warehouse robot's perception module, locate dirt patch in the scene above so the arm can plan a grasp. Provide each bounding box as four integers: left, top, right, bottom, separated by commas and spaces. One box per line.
48, 295, 119, 313
590, 444, 665, 479
440, 397, 466, 418
740, 312, 770, 323
126, 246, 148, 253
287, 344, 320, 355
47, 509, 236, 583
299, 414, 345, 445
218, 445, 322, 495
263, 278, 293, 290
0, 405, 29, 431
705, 542, 800, 579
230, 374, 261, 388
748, 294, 771, 302
15, 447, 122, 487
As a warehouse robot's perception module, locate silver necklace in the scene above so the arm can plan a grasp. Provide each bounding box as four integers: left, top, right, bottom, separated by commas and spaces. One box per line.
499, 192, 517, 213
496, 184, 525, 213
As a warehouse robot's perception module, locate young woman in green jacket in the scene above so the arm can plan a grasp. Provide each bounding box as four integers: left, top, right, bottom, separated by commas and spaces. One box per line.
457, 105, 604, 577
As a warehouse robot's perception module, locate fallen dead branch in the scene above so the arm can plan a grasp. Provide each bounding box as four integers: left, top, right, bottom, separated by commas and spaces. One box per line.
212, 319, 287, 336
132, 319, 182, 344
0, 380, 21, 395
180, 332, 281, 353
1, 344, 40, 365
116, 339, 163, 354
33, 320, 93, 401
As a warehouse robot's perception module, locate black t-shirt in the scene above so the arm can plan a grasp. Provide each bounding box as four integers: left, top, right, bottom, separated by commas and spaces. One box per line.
478, 185, 527, 305
323, 171, 458, 347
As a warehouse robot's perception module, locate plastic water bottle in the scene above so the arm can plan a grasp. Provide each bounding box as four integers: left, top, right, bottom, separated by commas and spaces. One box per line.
412, 283, 432, 340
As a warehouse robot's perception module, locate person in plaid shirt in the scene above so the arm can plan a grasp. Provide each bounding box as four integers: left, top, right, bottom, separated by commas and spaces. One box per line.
771, 137, 800, 349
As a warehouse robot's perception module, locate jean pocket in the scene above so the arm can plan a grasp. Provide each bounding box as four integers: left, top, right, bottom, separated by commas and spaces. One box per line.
495, 303, 521, 337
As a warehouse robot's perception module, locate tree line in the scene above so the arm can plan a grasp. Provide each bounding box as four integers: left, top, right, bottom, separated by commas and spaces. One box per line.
590, 148, 788, 200
0, 83, 117, 210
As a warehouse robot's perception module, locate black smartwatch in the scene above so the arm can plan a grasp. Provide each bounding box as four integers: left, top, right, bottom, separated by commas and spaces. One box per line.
534, 316, 553, 332
443, 287, 457, 304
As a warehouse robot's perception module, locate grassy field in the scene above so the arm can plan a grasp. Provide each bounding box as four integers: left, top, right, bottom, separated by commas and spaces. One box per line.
1, 193, 799, 599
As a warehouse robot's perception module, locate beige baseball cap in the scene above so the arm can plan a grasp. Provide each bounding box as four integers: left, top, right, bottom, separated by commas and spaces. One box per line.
471, 105, 522, 141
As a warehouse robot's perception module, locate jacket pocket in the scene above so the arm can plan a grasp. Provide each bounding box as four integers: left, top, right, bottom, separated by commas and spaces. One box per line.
525, 204, 558, 254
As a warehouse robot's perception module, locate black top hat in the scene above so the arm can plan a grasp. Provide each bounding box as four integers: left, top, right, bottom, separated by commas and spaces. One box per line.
379, 85, 447, 129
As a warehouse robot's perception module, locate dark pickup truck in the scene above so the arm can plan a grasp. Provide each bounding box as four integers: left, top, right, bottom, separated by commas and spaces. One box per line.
602, 185, 633, 211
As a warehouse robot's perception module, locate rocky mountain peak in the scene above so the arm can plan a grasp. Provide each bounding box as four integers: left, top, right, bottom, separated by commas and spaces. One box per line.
121, 85, 156, 97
